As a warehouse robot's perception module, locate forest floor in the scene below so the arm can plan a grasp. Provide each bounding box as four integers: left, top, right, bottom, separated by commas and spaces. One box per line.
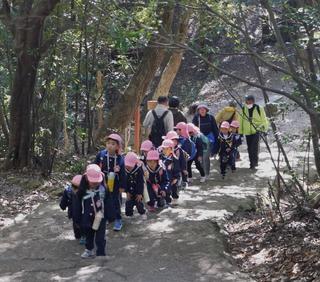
0, 143, 279, 282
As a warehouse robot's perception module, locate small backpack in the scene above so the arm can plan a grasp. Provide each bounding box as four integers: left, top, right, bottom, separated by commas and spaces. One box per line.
180, 138, 197, 161
149, 110, 169, 147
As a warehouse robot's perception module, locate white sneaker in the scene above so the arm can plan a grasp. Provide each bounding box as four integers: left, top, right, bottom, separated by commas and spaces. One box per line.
200, 176, 206, 183
188, 177, 193, 183
81, 249, 95, 259
141, 213, 147, 220
171, 198, 178, 206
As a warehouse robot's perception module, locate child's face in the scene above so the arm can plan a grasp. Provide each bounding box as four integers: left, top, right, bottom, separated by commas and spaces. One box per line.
175, 128, 182, 136
163, 147, 172, 156
230, 126, 238, 133
88, 181, 100, 189
172, 139, 178, 147
147, 160, 158, 170
106, 139, 119, 154
71, 184, 79, 192
125, 165, 134, 172
220, 128, 229, 135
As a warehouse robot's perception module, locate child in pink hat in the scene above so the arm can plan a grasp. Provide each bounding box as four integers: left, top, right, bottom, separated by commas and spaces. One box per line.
230, 120, 242, 163
59, 175, 86, 244
160, 139, 181, 206
140, 140, 154, 165
217, 122, 236, 179
75, 164, 107, 258
145, 150, 170, 211
94, 133, 126, 232
124, 152, 147, 219
187, 123, 206, 183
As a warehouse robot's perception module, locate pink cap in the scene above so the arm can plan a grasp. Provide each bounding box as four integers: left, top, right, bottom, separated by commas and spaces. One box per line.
230, 120, 240, 128
187, 123, 197, 134
175, 122, 186, 130
86, 164, 103, 183
125, 152, 139, 167
163, 130, 179, 140
147, 150, 160, 161
161, 139, 175, 149
220, 121, 230, 129
140, 140, 154, 151
71, 175, 82, 187
107, 133, 122, 144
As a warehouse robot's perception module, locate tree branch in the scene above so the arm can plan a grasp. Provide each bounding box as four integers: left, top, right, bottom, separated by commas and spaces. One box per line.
31, 0, 60, 17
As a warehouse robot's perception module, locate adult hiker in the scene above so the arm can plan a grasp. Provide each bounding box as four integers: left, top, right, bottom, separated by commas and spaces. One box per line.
169, 96, 187, 125
192, 104, 219, 175
143, 96, 174, 148
215, 100, 239, 126
239, 95, 269, 170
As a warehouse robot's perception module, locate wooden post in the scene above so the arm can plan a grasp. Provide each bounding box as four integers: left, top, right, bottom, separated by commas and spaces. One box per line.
134, 107, 141, 153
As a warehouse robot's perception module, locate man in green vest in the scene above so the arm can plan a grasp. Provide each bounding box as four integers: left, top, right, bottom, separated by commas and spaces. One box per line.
239, 95, 269, 170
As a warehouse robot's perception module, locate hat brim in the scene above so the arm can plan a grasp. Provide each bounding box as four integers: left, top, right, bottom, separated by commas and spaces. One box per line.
87, 174, 103, 183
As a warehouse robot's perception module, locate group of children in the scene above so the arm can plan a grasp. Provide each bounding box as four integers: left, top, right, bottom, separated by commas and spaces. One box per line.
59, 121, 242, 258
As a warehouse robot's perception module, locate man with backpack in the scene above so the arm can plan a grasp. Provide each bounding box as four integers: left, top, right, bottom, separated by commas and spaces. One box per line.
239, 95, 269, 170
215, 100, 239, 126
143, 96, 174, 147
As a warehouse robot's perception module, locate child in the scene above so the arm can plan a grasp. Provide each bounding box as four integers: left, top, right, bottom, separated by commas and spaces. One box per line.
230, 120, 242, 162
145, 150, 170, 211
160, 139, 181, 205
140, 140, 154, 164
187, 123, 206, 183
124, 152, 147, 219
163, 130, 187, 189
59, 175, 86, 244
94, 133, 126, 231
217, 121, 235, 179
75, 164, 107, 258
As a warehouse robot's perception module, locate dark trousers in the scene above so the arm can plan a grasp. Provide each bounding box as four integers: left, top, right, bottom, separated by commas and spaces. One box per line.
147, 183, 165, 207
246, 133, 260, 167
112, 191, 122, 220
125, 198, 145, 216
85, 219, 107, 256
220, 154, 234, 176
171, 183, 179, 199
187, 158, 205, 178
73, 221, 84, 239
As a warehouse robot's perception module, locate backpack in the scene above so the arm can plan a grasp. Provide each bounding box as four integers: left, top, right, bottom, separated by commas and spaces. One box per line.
180, 138, 197, 161
149, 110, 169, 147
199, 133, 210, 153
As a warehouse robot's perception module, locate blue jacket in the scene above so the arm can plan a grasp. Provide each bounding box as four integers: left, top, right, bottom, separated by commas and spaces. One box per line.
190, 135, 203, 158
160, 154, 181, 184
125, 165, 144, 195
145, 164, 170, 192
59, 185, 74, 219
174, 146, 187, 172
94, 149, 126, 192
74, 179, 107, 229
232, 133, 242, 148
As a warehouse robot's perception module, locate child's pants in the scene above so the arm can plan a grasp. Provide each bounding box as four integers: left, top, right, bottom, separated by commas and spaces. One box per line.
73, 221, 83, 239
220, 153, 235, 176
125, 197, 146, 216
112, 191, 122, 220
84, 219, 107, 256
147, 183, 165, 207
187, 158, 205, 178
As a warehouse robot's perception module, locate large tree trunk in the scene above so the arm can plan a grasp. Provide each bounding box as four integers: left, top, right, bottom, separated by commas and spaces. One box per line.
153, 9, 191, 99
106, 3, 175, 131
0, 99, 9, 144
2, 0, 60, 168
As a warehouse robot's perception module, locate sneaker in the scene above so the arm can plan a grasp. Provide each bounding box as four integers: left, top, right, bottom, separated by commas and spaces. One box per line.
171, 198, 178, 206
188, 177, 193, 184
221, 174, 225, 180
181, 181, 188, 190
81, 249, 94, 259
200, 176, 206, 183
113, 219, 123, 231
79, 236, 86, 245
141, 213, 147, 220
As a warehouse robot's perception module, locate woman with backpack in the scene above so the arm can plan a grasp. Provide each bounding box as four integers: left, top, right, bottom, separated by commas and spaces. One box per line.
215, 100, 239, 126
192, 103, 219, 159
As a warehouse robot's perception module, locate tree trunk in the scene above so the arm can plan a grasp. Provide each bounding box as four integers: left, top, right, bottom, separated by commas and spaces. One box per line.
0, 99, 9, 144
153, 10, 191, 98
106, 3, 175, 131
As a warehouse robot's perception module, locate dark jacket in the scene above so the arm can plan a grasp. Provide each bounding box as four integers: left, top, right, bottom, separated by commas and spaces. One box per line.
74, 178, 107, 229
125, 165, 144, 195
94, 150, 126, 192
232, 133, 242, 148
192, 113, 219, 138
174, 146, 187, 171
145, 164, 170, 192
217, 133, 235, 157
169, 107, 187, 126
160, 154, 181, 184
59, 185, 74, 219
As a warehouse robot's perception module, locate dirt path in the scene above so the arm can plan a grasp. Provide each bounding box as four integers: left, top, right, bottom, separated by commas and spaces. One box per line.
0, 144, 281, 282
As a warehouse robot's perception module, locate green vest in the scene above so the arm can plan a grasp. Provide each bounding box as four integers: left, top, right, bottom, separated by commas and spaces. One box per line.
239, 105, 269, 135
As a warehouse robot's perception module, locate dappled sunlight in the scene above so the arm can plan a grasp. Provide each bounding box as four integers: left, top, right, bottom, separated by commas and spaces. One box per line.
146, 218, 175, 233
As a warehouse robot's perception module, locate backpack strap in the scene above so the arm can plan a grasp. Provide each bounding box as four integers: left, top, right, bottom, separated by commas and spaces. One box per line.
152, 110, 168, 121
255, 104, 261, 116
